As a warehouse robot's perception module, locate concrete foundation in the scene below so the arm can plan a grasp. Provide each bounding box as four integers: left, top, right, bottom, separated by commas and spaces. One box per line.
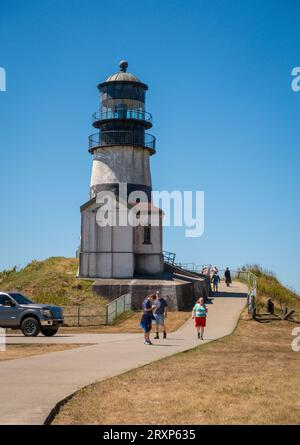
92, 266, 211, 311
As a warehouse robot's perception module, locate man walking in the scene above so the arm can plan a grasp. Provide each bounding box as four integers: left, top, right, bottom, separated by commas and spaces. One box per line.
140, 294, 155, 345
153, 291, 168, 339
224, 267, 232, 287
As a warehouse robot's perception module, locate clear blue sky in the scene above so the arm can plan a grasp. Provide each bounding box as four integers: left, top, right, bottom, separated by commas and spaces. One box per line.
0, 0, 299, 293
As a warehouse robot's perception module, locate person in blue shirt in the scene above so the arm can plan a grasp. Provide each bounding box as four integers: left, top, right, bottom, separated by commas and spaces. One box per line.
140, 294, 155, 345
211, 273, 221, 292
153, 290, 168, 340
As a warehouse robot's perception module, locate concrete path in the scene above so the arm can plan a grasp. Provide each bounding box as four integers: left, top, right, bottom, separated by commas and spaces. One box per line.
0, 281, 248, 425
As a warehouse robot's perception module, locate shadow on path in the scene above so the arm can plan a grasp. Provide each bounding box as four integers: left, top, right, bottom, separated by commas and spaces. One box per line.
6, 335, 74, 338
213, 290, 247, 299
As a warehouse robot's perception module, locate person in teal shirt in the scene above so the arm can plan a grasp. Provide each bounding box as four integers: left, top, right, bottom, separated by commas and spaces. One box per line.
192, 297, 208, 340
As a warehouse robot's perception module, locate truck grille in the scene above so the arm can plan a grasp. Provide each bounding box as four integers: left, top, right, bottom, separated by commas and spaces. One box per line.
51, 307, 63, 319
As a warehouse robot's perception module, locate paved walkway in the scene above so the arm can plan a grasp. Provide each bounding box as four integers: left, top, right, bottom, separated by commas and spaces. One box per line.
0, 281, 248, 425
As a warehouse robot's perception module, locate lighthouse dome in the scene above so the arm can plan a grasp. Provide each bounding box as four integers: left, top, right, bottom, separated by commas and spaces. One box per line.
105, 60, 141, 83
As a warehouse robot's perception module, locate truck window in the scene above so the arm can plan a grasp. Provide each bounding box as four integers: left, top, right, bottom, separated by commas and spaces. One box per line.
0, 295, 13, 306
8, 293, 32, 305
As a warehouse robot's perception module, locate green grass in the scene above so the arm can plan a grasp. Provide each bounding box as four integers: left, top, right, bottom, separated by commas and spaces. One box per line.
0, 257, 108, 306
245, 264, 300, 315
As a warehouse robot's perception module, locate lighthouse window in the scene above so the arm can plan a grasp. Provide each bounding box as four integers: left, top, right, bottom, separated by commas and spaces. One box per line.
143, 226, 151, 245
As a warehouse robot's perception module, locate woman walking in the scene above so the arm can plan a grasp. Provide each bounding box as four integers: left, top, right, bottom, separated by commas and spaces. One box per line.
192, 297, 208, 340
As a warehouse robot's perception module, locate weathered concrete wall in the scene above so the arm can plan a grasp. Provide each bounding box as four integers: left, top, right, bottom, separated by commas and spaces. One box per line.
80, 252, 135, 278
134, 222, 164, 275
92, 279, 190, 311
135, 254, 164, 275
134, 224, 162, 254
90, 146, 152, 198
80, 205, 136, 278
80, 199, 164, 278
92, 267, 211, 311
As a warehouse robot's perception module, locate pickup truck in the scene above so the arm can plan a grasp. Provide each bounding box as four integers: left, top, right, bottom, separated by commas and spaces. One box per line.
0, 292, 64, 337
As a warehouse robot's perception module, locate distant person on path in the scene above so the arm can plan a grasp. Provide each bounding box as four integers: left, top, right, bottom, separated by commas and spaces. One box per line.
224, 267, 232, 287
192, 297, 208, 340
211, 273, 221, 292
140, 294, 155, 345
153, 291, 168, 339
201, 266, 211, 277
212, 265, 219, 275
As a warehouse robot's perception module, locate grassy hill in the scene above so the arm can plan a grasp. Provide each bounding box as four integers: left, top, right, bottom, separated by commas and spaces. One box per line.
247, 265, 300, 315
1, 258, 298, 314
0, 257, 108, 306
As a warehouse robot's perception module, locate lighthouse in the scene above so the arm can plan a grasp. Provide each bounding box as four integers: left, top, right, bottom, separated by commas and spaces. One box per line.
79, 61, 164, 279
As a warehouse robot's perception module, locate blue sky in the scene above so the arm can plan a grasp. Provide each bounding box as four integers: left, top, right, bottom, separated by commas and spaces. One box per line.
0, 0, 299, 292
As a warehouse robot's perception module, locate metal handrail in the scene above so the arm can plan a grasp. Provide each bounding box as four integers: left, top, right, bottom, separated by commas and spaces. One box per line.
88, 130, 156, 153
105, 292, 131, 324
93, 109, 152, 123
62, 293, 132, 326
163, 252, 258, 313
163, 251, 176, 265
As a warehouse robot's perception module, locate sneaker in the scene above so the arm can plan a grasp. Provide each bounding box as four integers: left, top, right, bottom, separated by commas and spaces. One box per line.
145, 340, 153, 345
154, 334, 159, 339
163, 331, 167, 339
200, 336, 204, 340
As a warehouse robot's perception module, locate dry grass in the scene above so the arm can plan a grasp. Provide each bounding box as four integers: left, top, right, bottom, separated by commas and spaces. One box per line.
0, 344, 87, 361
53, 312, 300, 425
60, 311, 191, 334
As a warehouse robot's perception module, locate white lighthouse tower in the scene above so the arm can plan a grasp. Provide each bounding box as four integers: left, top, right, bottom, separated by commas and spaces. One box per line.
79, 61, 164, 279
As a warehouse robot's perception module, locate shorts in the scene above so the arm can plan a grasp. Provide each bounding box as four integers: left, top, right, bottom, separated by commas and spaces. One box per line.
140, 314, 153, 333
154, 313, 165, 326
194, 316, 206, 327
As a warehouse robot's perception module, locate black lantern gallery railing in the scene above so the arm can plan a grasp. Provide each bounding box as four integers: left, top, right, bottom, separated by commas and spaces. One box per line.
92, 109, 152, 124
88, 131, 156, 154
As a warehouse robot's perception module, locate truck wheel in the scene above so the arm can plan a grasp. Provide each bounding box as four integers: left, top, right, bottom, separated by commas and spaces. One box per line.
41, 327, 59, 337
21, 317, 40, 337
